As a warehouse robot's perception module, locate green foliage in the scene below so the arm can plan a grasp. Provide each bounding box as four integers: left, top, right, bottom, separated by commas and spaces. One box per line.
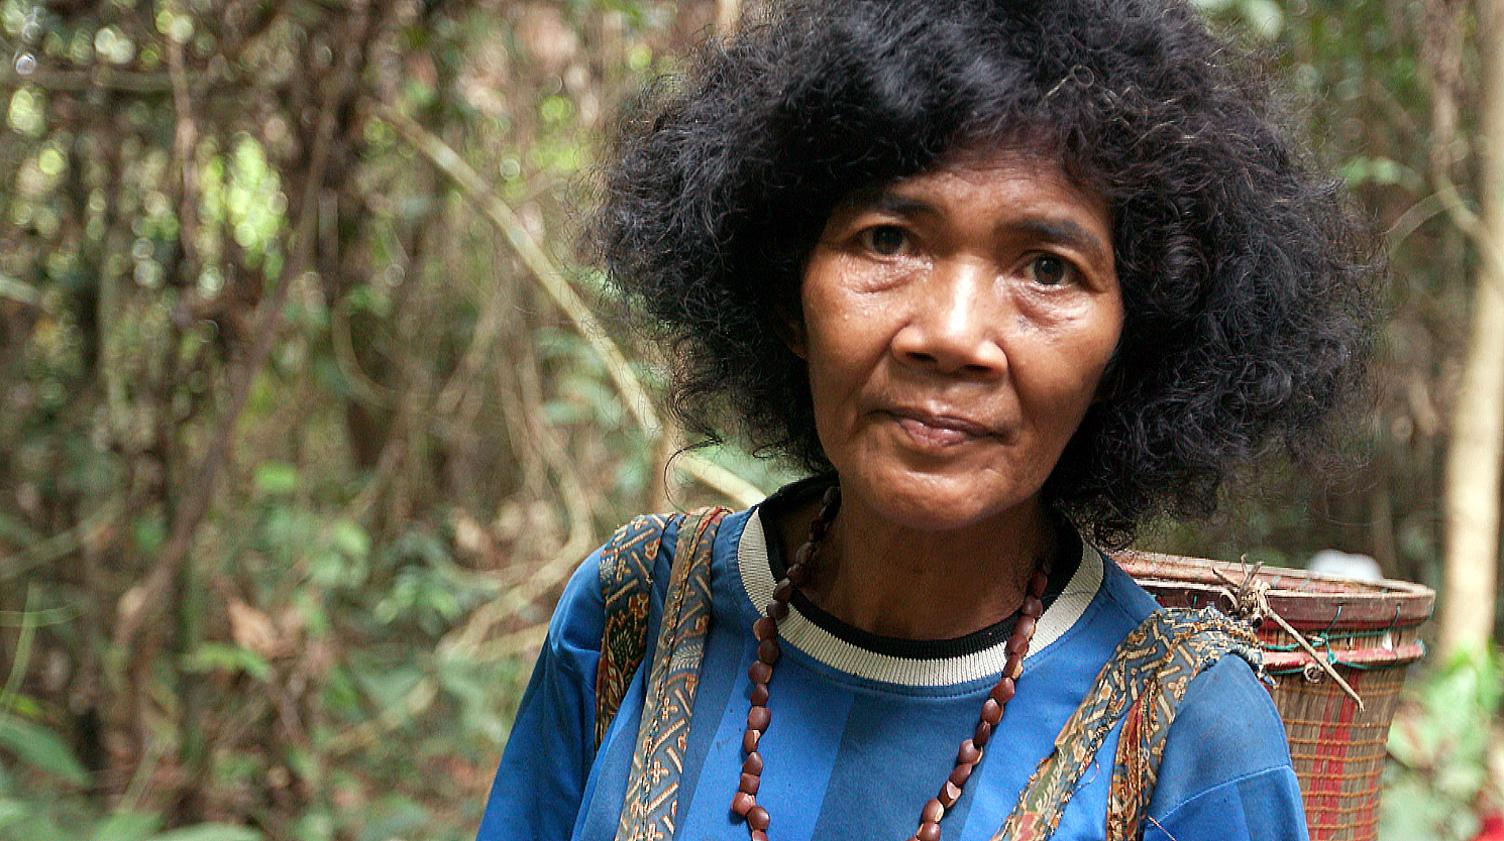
0, 716, 88, 787
1381, 647, 1504, 841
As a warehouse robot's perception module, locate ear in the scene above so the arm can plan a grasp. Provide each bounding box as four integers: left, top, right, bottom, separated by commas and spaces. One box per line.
771, 299, 808, 359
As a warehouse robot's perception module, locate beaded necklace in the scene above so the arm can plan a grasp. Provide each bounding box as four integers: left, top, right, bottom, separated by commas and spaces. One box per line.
730, 484, 1051, 841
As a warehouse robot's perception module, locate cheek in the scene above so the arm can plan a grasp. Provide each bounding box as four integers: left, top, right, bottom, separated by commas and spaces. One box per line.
1018, 306, 1123, 414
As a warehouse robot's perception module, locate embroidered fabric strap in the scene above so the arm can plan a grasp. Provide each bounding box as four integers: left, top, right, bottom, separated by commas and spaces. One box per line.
613, 506, 728, 841
993, 606, 1262, 841
594, 513, 672, 748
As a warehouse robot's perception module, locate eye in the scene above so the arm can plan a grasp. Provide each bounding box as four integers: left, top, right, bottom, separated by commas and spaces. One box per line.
1026, 254, 1074, 286
859, 225, 911, 257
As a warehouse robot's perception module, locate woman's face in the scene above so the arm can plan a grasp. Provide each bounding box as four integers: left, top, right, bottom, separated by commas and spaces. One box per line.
795, 147, 1122, 533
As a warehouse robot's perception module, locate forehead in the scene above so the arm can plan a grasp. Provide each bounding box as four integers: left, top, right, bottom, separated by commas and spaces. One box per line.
885, 145, 1109, 221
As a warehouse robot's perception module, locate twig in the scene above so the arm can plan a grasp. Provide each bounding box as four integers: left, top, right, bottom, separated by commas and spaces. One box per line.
1, 500, 123, 581
1212, 566, 1366, 711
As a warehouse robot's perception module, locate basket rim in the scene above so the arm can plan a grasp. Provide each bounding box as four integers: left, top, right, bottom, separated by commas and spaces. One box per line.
1114, 550, 1436, 630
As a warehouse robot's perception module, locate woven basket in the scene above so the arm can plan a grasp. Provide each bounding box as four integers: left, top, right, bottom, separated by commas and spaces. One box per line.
1115, 552, 1434, 841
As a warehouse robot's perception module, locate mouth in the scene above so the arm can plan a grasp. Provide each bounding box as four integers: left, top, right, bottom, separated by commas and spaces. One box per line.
882, 407, 1000, 448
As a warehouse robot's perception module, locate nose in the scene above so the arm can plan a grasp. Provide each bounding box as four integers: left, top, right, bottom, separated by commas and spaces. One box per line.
890, 257, 1009, 378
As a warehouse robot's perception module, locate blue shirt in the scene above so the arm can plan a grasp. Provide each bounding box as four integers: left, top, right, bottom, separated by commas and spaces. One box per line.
478, 500, 1307, 840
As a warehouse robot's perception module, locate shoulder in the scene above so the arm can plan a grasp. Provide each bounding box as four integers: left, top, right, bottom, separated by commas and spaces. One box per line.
544, 513, 690, 664
1146, 654, 1306, 837
1096, 549, 1170, 625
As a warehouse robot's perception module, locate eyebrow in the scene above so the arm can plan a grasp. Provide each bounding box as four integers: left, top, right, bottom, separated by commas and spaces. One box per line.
836, 186, 940, 219
1009, 217, 1112, 269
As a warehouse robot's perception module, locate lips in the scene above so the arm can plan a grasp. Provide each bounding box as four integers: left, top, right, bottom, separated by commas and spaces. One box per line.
883, 407, 1000, 447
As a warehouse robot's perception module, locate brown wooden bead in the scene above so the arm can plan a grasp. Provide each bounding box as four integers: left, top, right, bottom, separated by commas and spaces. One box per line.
731, 791, 755, 817
991, 677, 1016, 706
742, 728, 760, 753
758, 638, 781, 664
917, 821, 941, 841
750, 682, 770, 706
1005, 655, 1024, 681
974, 720, 993, 748
809, 517, 829, 541
767, 600, 789, 620
794, 542, 815, 566
822, 485, 841, 507
748, 805, 771, 831
747, 705, 771, 732
1029, 569, 1050, 597
921, 798, 944, 823
742, 751, 763, 775
980, 698, 1003, 726
1022, 595, 1044, 619
786, 562, 809, 585
773, 578, 795, 603
1006, 634, 1029, 657
956, 738, 981, 765
938, 780, 962, 808
740, 772, 761, 796
1014, 614, 1037, 642
749, 661, 773, 684
753, 617, 778, 641
949, 762, 974, 788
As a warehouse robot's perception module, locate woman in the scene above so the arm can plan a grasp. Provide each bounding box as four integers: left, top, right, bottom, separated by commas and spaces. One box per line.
479, 1, 1373, 839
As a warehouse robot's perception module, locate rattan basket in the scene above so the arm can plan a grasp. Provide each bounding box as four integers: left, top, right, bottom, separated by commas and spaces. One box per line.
1115, 552, 1435, 841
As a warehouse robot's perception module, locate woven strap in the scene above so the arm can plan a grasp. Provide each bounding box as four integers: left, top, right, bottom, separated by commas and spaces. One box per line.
614, 506, 728, 841
993, 607, 1261, 841
594, 514, 672, 749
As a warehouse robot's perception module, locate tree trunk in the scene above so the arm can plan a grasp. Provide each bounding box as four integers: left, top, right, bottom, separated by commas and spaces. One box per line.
1441, 0, 1504, 656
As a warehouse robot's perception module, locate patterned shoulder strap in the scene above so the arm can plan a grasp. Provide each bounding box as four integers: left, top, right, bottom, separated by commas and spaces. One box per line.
615, 506, 728, 841
993, 606, 1261, 841
594, 513, 672, 749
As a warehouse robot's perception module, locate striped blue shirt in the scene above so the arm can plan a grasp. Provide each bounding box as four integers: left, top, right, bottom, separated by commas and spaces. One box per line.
478, 496, 1306, 840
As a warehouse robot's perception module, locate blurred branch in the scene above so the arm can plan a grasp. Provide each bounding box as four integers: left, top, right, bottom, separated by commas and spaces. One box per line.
0, 500, 122, 581
115, 8, 362, 653
376, 101, 767, 508
331, 297, 395, 406
167, 35, 201, 276
0, 67, 174, 93
375, 101, 659, 431
1387, 191, 1452, 250
0, 585, 38, 714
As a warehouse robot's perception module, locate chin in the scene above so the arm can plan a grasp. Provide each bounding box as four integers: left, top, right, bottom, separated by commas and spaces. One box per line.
839, 465, 1034, 534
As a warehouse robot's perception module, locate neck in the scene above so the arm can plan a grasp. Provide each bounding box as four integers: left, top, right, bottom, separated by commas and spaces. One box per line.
788, 485, 1058, 641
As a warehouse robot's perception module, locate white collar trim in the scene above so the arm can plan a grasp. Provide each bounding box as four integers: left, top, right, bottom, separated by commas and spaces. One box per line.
735, 507, 1104, 687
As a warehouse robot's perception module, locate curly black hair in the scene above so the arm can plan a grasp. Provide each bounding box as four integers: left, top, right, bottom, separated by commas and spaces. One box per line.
592, 0, 1376, 548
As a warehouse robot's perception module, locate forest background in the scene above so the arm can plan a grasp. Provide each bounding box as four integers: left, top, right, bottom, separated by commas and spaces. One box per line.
3, 0, 1504, 839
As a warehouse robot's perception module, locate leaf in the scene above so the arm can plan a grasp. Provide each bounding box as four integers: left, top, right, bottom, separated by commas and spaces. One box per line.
0, 715, 88, 785
148, 824, 264, 841
253, 461, 298, 495
92, 812, 164, 841
1240, 0, 1283, 39
0, 797, 31, 825
181, 642, 272, 682
330, 520, 370, 560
